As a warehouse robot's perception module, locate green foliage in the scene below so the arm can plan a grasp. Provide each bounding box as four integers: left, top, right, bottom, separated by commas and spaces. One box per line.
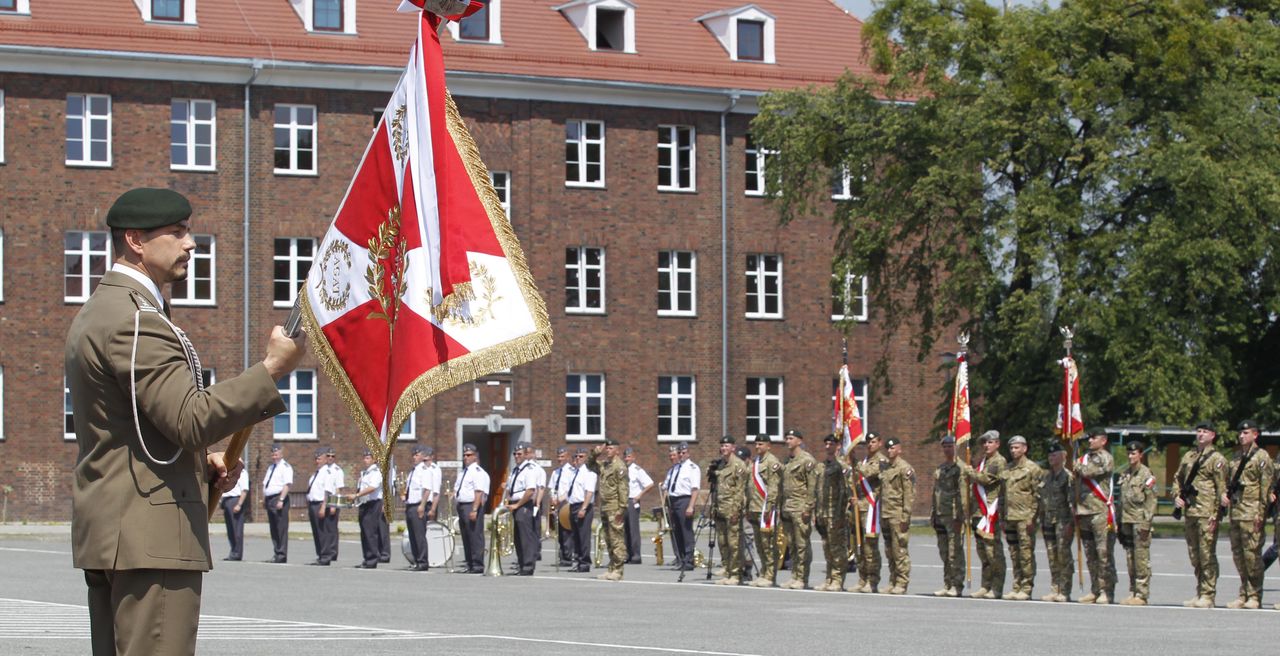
752, 0, 1280, 437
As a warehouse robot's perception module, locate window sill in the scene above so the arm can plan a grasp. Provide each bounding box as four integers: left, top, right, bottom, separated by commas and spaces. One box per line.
657, 186, 697, 194
565, 309, 606, 316
657, 436, 696, 443
171, 165, 217, 173
565, 182, 606, 189
272, 435, 319, 441
657, 311, 697, 319
564, 436, 606, 442
274, 170, 319, 177
66, 161, 112, 169
744, 314, 783, 321
171, 300, 217, 308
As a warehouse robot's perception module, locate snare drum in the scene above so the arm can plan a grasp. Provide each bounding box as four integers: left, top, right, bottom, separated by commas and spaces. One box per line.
425, 520, 455, 568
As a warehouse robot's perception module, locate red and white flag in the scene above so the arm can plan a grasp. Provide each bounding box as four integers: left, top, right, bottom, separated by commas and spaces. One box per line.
835, 364, 864, 452
948, 352, 972, 446
300, 3, 552, 467
1056, 356, 1084, 443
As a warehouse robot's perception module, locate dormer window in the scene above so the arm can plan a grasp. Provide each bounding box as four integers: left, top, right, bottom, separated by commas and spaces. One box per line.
314, 0, 342, 31
555, 0, 636, 54
0, 0, 26, 13
696, 5, 776, 64
152, 0, 182, 21
131, 0, 195, 24
288, 0, 357, 35
448, 0, 502, 45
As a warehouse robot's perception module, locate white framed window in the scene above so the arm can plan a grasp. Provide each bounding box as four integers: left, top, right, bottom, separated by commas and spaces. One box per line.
273, 238, 315, 307
285, 0, 356, 34
832, 168, 852, 200
64, 377, 76, 441
274, 370, 316, 440
744, 136, 777, 196
657, 125, 695, 192
490, 170, 511, 219
66, 94, 111, 167
566, 373, 605, 441
0, 1, 31, 16
449, 0, 502, 44
555, 0, 636, 53
657, 250, 696, 317
832, 376, 869, 434
399, 413, 416, 441
746, 377, 783, 441
0, 89, 6, 164
170, 99, 215, 171
169, 234, 215, 306
696, 6, 776, 64
657, 375, 695, 442
565, 119, 604, 187
64, 231, 111, 303
274, 104, 317, 175
745, 254, 782, 319
313, 0, 342, 31
565, 246, 604, 314
134, 0, 195, 24
831, 272, 868, 322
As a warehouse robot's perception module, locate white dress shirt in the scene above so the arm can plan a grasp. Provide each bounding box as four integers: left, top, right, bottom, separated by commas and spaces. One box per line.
628, 463, 653, 499
552, 463, 576, 501
667, 459, 701, 497
358, 465, 383, 503
305, 467, 329, 502
567, 465, 598, 505
423, 463, 441, 503
326, 463, 345, 491
506, 461, 542, 502
262, 460, 293, 497
405, 462, 429, 504
221, 469, 250, 499
455, 463, 490, 503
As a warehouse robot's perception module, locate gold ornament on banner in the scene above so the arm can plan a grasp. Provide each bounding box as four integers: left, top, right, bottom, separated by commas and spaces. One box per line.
315, 240, 353, 312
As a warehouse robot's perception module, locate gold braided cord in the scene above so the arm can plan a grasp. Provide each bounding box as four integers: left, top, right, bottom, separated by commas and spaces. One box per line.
298, 295, 384, 457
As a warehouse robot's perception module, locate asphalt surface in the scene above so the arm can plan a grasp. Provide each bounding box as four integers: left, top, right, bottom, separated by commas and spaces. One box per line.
0, 524, 1274, 655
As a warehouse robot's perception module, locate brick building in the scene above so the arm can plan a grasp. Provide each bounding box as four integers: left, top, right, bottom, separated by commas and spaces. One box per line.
0, 0, 949, 522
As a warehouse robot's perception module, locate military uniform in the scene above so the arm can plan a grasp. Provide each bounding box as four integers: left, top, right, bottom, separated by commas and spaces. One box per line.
1040, 454, 1075, 602
853, 449, 890, 592
780, 437, 818, 589
1075, 438, 1117, 604
816, 447, 853, 592
878, 444, 915, 594
931, 444, 966, 596
1174, 437, 1227, 607
1000, 451, 1041, 600
713, 448, 749, 584
747, 446, 783, 587
958, 439, 1006, 598
589, 443, 629, 580
1225, 436, 1273, 608
1117, 448, 1157, 605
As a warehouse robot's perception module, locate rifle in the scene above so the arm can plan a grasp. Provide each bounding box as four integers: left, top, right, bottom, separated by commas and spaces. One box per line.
1218, 447, 1258, 521
1171, 450, 1206, 521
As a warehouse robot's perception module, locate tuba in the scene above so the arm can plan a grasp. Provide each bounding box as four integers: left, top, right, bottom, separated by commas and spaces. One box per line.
593, 518, 606, 567
651, 506, 666, 567
485, 507, 511, 577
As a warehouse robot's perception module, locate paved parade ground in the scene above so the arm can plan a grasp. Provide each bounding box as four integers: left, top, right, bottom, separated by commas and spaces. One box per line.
0, 526, 1270, 655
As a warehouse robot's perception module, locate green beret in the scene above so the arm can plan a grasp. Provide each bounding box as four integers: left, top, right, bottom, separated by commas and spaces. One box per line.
106, 188, 192, 229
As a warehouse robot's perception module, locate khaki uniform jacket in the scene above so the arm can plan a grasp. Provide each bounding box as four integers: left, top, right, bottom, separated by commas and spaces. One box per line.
878, 457, 915, 523
66, 271, 286, 572
1002, 457, 1043, 522
1226, 446, 1274, 522
1040, 467, 1074, 526
931, 461, 965, 524
713, 454, 749, 516
1174, 446, 1227, 518
781, 450, 818, 516
960, 452, 1005, 519
816, 457, 852, 522
589, 456, 629, 514
853, 450, 890, 512
1074, 448, 1113, 516
747, 452, 783, 515
1118, 464, 1157, 525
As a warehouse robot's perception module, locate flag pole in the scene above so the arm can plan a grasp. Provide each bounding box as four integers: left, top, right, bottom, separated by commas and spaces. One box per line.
1060, 326, 1085, 587
841, 338, 864, 555
953, 333, 973, 586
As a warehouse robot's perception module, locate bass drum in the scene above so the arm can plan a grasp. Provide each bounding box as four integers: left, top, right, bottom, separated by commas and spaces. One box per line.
425, 520, 455, 568
401, 533, 415, 564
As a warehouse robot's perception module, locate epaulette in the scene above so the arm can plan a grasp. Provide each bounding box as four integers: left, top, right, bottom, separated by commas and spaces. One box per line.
130, 291, 162, 313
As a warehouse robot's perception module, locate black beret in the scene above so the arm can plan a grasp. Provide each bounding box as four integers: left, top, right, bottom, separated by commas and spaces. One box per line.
736, 446, 751, 459
1195, 421, 1216, 432
1087, 428, 1107, 439
939, 435, 956, 446
106, 188, 192, 230
604, 438, 619, 446
720, 435, 736, 445
1047, 442, 1065, 454
823, 434, 838, 443
1238, 419, 1260, 431
884, 437, 900, 448
1126, 441, 1146, 453
784, 428, 804, 439
866, 432, 881, 442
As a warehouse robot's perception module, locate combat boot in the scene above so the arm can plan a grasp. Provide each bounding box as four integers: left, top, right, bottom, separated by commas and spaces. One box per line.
1094, 592, 1109, 605
1077, 593, 1097, 604
972, 587, 990, 599
1040, 590, 1059, 602
1192, 596, 1215, 608
854, 579, 870, 593
1226, 598, 1247, 609
750, 578, 774, 588
715, 576, 739, 586
887, 586, 906, 595
1243, 599, 1260, 610
945, 587, 959, 597
1006, 591, 1029, 601
783, 579, 806, 590
934, 587, 950, 597
1182, 596, 1201, 607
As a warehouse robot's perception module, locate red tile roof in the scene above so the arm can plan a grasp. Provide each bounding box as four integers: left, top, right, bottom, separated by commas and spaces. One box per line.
0, 0, 875, 92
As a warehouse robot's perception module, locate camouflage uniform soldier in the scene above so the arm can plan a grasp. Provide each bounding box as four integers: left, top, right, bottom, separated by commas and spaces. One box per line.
589, 440, 629, 581
852, 433, 889, 593
712, 435, 749, 586
1175, 422, 1228, 608
1040, 442, 1075, 602
747, 437, 784, 588
780, 429, 818, 590
879, 437, 916, 594
1117, 441, 1157, 606
957, 430, 1006, 599
1001, 435, 1043, 600
1224, 420, 1273, 609
815, 434, 852, 592
1075, 428, 1117, 605
931, 435, 966, 597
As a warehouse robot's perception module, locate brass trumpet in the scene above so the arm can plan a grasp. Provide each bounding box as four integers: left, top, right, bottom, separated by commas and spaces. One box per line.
593, 519, 605, 567
652, 507, 666, 567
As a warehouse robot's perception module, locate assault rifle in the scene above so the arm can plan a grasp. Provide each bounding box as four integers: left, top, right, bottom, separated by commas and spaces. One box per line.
1171, 450, 1206, 521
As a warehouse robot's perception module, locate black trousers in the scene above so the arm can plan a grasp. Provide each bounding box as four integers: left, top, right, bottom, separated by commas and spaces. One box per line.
264, 493, 289, 560
378, 505, 390, 561
458, 502, 485, 571
405, 501, 431, 566
513, 505, 538, 572
307, 501, 326, 563
625, 499, 643, 562
669, 495, 693, 568
570, 502, 595, 567
322, 505, 340, 562
358, 499, 384, 566
221, 496, 245, 559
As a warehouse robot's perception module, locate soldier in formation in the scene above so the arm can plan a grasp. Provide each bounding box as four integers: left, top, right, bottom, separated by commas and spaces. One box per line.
1040, 442, 1075, 602
712, 436, 749, 585
816, 434, 852, 592
931, 435, 966, 597
1117, 441, 1157, 605
957, 430, 1006, 599
1174, 422, 1227, 608
851, 433, 888, 593
878, 437, 915, 594
1002, 435, 1042, 600
1223, 420, 1273, 609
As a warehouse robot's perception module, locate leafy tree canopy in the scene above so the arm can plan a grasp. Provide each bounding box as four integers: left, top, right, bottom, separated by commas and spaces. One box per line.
751, 0, 1280, 439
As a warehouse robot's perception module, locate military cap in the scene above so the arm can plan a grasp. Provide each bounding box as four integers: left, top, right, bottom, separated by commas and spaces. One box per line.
624, 447, 635, 456
1008, 435, 1027, 447
517, 440, 533, 450
324, 446, 336, 455
1047, 442, 1065, 455
270, 443, 283, 452
784, 428, 804, 439
556, 446, 568, 455
420, 446, 434, 456
884, 437, 901, 448
1125, 441, 1146, 453
939, 435, 956, 446
736, 446, 751, 460
575, 446, 588, 455
978, 430, 1000, 443
677, 441, 690, 451
1238, 419, 1260, 432
106, 188, 193, 229
756, 434, 771, 443
411, 445, 425, 455
462, 442, 478, 454
866, 431, 881, 442
604, 438, 619, 446
1195, 421, 1216, 433
720, 435, 736, 445
1086, 428, 1108, 439
314, 447, 328, 457
668, 444, 679, 452
362, 449, 373, 457
823, 434, 838, 444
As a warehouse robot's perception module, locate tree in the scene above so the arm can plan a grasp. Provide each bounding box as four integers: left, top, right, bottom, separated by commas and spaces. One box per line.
751, 0, 1280, 439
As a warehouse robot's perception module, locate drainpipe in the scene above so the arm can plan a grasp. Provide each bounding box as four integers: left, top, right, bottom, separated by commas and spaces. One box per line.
242, 61, 261, 464
719, 91, 739, 436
